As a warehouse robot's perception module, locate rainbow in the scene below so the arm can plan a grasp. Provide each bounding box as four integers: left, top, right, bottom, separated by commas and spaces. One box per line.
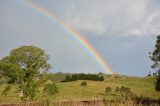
24, 0, 114, 74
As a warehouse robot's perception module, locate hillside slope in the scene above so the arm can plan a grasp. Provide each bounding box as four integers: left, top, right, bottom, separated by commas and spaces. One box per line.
0, 75, 159, 103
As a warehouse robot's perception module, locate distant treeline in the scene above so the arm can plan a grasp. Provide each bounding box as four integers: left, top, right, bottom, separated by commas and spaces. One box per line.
63, 73, 104, 82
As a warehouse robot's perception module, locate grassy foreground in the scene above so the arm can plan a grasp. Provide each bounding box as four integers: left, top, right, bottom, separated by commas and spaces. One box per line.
0, 75, 159, 104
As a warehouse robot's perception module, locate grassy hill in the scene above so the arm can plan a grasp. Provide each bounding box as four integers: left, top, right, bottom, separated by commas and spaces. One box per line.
0, 75, 159, 104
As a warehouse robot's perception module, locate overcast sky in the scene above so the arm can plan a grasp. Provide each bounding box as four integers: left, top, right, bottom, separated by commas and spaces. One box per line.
0, 0, 160, 76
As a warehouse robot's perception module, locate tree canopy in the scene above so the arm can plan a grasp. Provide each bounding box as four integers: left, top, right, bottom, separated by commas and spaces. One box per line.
150, 35, 160, 91
0, 45, 52, 100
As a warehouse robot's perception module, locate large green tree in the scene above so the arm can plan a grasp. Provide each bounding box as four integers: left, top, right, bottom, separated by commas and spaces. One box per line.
150, 35, 160, 91
0, 45, 51, 100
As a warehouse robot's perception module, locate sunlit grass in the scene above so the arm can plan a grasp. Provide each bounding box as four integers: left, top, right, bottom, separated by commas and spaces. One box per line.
0, 76, 159, 104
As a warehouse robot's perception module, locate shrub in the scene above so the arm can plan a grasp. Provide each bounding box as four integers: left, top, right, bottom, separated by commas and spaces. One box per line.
118, 86, 136, 99
1, 85, 11, 95
43, 83, 59, 96
109, 86, 137, 101
81, 81, 87, 86
120, 86, 131, 94
41, 83, 59, 106
114, 87, 120, 93
105, 87, 112, 94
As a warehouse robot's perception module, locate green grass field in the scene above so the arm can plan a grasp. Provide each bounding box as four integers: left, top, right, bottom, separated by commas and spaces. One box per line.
0, 75, 160, 104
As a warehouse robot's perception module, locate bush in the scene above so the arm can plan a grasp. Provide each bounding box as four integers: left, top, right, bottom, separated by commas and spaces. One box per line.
81, 81, 87, 86
112, 86, 137, 101
105, 87, 112, 94
114, 87, 120, 93
156, 73, 160, 91
43, 83, 59, 96
1, 85, 11, 95
41, 83, 59, 106
120, 86, 131, 94
118, 86, 136, 98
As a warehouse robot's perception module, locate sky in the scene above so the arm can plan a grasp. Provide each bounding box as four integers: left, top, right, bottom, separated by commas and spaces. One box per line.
0, 0, 160, 76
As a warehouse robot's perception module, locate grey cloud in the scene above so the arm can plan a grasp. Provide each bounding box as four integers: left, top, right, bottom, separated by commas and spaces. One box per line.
63, 0, 160, 36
